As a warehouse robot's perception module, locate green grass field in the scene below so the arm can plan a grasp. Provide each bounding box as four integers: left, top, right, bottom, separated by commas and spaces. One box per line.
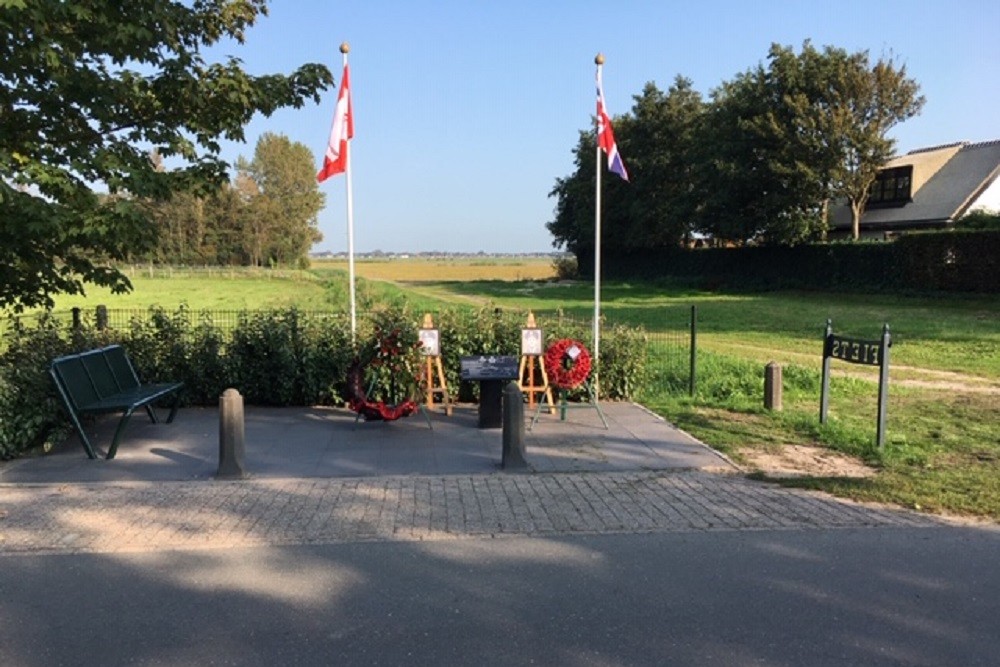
14, 260, 1000, 520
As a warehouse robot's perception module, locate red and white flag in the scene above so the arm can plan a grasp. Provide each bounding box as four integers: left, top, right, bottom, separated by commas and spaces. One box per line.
317, 63, 353, 182
596, 68, 628, 182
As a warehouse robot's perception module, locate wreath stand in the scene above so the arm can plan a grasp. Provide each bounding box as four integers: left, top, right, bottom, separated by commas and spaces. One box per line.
419, 314, 453, 416
527, 338, 608, 431
529, 381, 608, 431
348, 359, 433, 430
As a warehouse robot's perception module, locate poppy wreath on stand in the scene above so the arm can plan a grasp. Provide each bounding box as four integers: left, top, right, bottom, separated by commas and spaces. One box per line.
346, 358, 419, 421
544, 338, 592, 390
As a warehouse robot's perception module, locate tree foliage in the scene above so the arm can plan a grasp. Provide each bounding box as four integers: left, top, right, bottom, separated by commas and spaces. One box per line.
547, 78, 704, 256
236, 132, 324, 267
549, 42, 924, 253
0, 0, 333, 310
142, 133, 324, 267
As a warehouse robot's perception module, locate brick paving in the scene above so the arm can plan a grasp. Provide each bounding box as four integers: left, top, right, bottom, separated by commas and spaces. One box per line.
0, 470, 943, 556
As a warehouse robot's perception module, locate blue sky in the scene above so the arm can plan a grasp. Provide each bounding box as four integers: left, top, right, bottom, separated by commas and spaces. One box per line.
210, 0, 999, 254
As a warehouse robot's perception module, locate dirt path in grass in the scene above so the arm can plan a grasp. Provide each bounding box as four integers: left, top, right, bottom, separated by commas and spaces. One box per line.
387, 281, 489, 307
707, 341, 1000, 395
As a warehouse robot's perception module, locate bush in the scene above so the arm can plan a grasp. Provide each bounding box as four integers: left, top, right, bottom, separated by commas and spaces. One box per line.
552, 254, 579, 280
0, 304, 651, 459
956, 210, 1000, 231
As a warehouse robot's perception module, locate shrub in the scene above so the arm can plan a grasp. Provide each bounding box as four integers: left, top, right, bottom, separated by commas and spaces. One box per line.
0, 304, 651, 459
552, 254, 579, 280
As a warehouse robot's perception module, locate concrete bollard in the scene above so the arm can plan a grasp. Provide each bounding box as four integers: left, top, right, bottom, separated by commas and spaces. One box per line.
217, 388, 247, 479
502, 381, 528, 470
764, 362, 783, 411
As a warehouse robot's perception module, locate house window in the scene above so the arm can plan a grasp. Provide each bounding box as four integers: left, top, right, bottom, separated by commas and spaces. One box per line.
867, 166, 913, 208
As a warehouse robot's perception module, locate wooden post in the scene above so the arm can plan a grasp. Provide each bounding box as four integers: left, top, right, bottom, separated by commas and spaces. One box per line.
764, 362, 782, 411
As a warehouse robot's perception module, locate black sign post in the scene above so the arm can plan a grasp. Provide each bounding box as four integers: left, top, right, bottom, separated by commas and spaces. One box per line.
460, 355, 520, 429
820, 320, 892, 448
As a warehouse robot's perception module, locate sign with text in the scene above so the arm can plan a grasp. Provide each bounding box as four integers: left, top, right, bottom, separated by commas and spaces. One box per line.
820, 320, 892, 448
824, 335, 882, 366
460, 355, 519, 381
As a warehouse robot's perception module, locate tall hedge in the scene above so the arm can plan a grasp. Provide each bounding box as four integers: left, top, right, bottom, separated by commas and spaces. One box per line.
580, 230, 1000, 293
0, 305, 648, 459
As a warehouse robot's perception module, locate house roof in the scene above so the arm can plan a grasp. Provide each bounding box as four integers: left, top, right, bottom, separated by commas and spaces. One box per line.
830, 140, 1000, 230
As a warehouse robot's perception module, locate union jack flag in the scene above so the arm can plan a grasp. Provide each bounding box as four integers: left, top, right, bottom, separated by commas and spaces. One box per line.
596, 68, 628, 181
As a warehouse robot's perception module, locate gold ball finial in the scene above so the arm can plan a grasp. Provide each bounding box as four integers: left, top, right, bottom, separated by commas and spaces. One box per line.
340, 42, 350, 54
595, 53, 605, 65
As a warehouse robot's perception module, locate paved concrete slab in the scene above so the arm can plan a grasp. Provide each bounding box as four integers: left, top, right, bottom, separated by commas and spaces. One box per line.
0, 401, 733, 484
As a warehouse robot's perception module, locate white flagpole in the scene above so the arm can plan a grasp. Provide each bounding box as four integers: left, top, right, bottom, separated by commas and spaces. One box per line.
593, 53, 604, 401
341, 42, 357, 343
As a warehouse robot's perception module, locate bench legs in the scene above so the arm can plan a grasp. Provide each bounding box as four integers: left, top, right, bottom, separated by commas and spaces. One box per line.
106, 407, 139, 460
107, 394, 181, 459
164, 392, 181, 424
66, 407, 100, 460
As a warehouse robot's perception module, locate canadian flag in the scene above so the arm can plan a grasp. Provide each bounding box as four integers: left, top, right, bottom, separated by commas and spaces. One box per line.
317, 63, 353, 182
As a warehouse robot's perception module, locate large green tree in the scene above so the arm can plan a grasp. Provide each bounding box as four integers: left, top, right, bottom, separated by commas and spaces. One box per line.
236, 132, 324, 267
696, 42, 924, 243
0, 0, 332, 310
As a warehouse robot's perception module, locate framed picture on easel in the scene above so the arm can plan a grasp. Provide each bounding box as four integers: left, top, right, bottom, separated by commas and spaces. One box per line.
419, 328, 440, 357
521, 328, 543, 356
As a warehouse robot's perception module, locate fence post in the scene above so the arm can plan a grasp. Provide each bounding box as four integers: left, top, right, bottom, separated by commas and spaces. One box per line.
820, 319, 832, 424
689, 305, 697, 397
71, 307, 81, 331
876, 324, 891, 449
95, 305, 108, 331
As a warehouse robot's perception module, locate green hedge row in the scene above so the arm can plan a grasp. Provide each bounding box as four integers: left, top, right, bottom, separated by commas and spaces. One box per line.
577, 231, 1000, 293
0, 305, 648, 459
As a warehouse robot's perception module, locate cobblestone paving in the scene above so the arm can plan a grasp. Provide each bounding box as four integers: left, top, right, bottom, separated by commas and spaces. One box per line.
0, 471, 943, 556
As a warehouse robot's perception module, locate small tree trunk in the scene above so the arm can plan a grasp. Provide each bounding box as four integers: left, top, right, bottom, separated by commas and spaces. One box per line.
850, 200, 863, 241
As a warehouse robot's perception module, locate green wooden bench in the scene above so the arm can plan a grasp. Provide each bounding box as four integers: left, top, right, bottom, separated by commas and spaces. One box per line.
50, 345, 184, 460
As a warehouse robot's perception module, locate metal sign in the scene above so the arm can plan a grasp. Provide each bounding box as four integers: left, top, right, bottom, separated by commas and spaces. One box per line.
460, 355, 519, 381
820, 320, 892, 448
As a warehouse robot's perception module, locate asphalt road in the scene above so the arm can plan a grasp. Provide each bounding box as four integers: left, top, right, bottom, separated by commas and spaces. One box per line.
2, 526, 998, 666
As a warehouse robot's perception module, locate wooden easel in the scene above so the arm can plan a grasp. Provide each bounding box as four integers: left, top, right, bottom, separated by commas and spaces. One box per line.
420, 313, 453, 416
518, 312, 555, 414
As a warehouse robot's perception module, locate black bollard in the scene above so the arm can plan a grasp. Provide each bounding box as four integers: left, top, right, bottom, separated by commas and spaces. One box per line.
217, 388, 247, 479
502, 381, 528, 470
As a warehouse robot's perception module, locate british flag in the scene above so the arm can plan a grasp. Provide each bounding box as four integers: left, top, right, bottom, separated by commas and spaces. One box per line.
596, 68, 628, 182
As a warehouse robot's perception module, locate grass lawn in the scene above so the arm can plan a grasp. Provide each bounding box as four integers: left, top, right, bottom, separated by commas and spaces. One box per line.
37, 268, 338, 311
363, 271, 1000, 521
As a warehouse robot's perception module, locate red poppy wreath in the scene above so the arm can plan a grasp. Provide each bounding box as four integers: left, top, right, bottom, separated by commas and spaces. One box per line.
544, 338, 592, 390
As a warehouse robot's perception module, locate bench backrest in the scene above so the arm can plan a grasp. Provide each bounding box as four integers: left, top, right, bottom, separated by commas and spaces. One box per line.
81, 349, 120, 396
51, 346, 143, 409
51, 354, 103, 410
102, 345, 141, 391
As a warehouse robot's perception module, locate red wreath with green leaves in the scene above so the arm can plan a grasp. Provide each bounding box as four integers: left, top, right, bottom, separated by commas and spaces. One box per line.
544, 338, 592, 390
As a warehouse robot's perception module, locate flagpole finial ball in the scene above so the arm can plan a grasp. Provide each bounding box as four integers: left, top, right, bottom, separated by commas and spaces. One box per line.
340, 42, 350, 54
595, 53, 605, 66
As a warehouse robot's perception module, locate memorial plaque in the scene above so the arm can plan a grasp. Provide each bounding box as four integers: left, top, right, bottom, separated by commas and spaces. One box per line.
460, 355, 519, 381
